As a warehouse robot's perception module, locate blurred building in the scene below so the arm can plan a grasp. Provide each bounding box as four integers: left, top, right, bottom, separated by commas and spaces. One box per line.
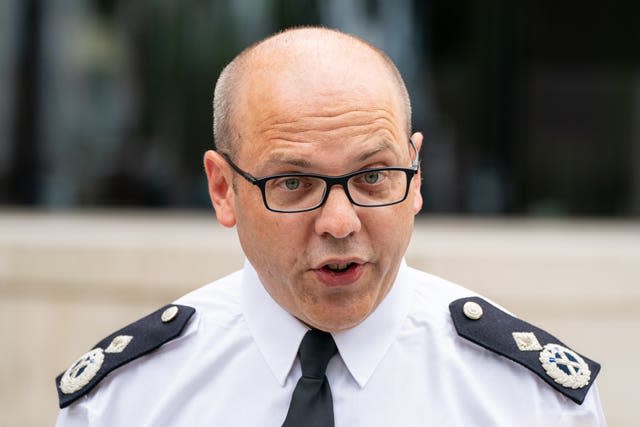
1, 0, 639, 215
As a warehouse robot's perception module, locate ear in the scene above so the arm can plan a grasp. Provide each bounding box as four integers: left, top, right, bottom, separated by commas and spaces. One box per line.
410, 132, 423, 215
203, 150, 237, 227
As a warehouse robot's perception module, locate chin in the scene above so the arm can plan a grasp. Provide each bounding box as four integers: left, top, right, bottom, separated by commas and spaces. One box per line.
305, 307, 370, 333
297, 287, 380, 332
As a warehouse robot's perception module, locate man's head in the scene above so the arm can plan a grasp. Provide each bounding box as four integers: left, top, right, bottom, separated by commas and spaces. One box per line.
204, 27, 423, 332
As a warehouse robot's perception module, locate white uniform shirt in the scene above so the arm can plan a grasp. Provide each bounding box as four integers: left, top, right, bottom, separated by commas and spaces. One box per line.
56, 260, 606, 426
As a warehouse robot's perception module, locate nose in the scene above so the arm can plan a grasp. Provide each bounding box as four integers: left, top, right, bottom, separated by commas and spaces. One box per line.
314, 185, 362, 238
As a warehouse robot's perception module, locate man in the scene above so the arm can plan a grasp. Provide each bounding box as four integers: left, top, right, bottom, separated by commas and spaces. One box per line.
55, 27, 606, 426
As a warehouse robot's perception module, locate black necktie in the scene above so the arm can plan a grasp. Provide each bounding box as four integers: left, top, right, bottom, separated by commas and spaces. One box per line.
282, 329, 338, 427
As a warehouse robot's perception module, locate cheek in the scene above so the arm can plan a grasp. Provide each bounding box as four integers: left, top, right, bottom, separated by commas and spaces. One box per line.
266, 214, 309, 246
237, 206, 309, 265
411, 177, 423, 214
367, 205, 413, 231
364, 207, 414, 252
235, 197, 271, 257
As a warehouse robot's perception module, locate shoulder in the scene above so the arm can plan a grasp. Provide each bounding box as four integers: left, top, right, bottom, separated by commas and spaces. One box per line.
56, 304, 196, 409
176, 268, 243, 316
449, 296, 601, 405
404, 267, 601, 406
404, 266, 477, 326
55, 269, 245, 410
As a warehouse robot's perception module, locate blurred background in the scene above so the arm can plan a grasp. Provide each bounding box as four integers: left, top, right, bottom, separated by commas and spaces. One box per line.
0, 0, 638, 426
2, 0, 640, 215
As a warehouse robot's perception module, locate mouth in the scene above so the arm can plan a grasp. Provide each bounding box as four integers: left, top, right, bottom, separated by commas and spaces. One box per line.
323, 262, 358, 273
313, 259, 366, 287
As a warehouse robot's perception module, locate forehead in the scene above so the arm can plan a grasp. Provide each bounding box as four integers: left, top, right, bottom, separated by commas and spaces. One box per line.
242, 92, 404, 170
234, 49, 405, 163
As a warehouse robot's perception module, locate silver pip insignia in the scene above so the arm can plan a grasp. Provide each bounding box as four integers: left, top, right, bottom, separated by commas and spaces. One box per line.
104, 335, 133, 354
512, 332, 543, 351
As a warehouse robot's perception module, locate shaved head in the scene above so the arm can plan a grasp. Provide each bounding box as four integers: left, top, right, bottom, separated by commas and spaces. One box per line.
213, 27, 412, 156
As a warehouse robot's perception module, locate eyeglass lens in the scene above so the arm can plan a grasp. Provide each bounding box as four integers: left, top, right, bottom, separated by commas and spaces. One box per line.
264, 169, 408, 211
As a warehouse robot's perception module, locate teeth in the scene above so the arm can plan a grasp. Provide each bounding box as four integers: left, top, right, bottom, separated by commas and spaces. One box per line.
327, 263, 350, 271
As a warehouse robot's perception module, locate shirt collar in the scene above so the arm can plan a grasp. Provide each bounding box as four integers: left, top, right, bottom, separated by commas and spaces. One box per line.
241, 260, 308, 386
241, 259, 412, 388
333, 259, 412, 387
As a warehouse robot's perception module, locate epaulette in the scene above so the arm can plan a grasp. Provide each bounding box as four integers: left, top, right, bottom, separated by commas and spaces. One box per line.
450, 296, 600, 405
56, 304, 195, 409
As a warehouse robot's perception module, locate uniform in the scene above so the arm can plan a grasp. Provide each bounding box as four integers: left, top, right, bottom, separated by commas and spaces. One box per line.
55, 260, 606, 426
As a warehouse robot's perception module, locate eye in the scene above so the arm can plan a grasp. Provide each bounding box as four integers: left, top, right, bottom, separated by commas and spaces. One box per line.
284, 178, 301, 190
363, 171, 381, 184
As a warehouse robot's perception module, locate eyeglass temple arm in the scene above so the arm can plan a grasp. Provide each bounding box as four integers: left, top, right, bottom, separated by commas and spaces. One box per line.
409, 138, 420, 169
220, 152, 259, 184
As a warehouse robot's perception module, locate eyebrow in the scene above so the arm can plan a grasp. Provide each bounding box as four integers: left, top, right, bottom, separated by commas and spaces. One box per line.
262, 139, 401, 172
263, 157, 312, 170
356, 140, 399, 163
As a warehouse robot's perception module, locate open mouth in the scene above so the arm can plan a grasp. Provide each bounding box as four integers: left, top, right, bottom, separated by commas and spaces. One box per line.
314, 261, 365, 286
322, 262, 357, 274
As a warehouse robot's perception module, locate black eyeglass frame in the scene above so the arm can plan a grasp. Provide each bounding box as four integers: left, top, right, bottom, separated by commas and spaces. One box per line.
220, 139, 420, 213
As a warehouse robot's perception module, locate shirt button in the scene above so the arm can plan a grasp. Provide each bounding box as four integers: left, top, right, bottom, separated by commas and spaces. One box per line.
161, 306, 179, 323
463, 301, 483, 320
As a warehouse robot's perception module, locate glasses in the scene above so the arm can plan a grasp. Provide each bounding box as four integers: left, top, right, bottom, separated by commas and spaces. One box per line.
220, 140, 420, 213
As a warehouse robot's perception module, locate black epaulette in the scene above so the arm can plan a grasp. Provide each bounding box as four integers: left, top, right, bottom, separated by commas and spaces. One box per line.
56, 304, 195, 409
450, 296, 600, 405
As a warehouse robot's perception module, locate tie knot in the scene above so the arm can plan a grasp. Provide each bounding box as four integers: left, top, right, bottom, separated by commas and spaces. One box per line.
298, 330, 337, 379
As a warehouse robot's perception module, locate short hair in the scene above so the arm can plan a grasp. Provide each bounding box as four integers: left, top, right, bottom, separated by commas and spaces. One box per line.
212, 27, 411, 157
